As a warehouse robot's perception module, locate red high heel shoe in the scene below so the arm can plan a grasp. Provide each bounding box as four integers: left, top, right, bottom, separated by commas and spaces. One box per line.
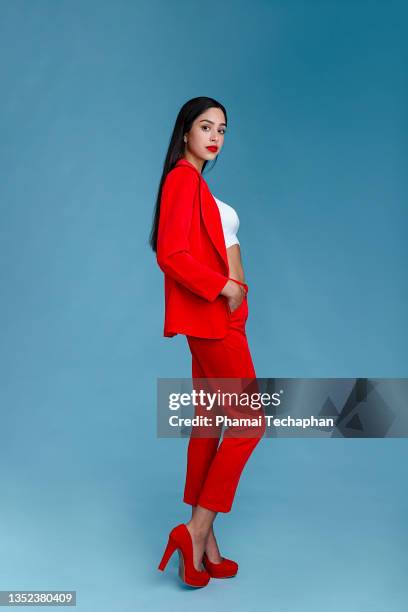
158, 523, 211, 588
202, 552, 238, 578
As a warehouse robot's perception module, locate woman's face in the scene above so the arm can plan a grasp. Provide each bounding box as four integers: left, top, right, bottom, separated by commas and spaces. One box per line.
184, 107, 227, 162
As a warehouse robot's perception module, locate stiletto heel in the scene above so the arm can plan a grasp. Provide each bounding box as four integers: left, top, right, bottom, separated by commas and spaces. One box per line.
158, 537, 177, 571
157, 523, 210, 587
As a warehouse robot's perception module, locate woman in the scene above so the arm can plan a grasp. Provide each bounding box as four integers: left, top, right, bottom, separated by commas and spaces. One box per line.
149, 96, 265, 587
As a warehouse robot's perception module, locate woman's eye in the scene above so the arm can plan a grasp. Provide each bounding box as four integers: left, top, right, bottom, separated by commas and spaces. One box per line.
201, 126, 226, 134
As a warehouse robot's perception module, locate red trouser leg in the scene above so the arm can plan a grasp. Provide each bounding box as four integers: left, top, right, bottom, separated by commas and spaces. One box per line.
183, 291, 266, 513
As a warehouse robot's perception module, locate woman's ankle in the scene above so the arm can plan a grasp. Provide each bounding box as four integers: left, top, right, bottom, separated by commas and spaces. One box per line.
186, 519, 210, 540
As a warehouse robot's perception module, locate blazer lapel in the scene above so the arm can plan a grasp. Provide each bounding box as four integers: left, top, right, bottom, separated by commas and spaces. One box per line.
174, 159, 229, 274
199, 178, 229, 274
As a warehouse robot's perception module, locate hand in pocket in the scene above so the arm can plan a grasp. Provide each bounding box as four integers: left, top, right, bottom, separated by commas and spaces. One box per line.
228, 287, 246, 313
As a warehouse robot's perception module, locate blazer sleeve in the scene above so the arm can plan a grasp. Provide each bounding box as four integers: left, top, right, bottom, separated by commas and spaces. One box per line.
156, 167, 229, 302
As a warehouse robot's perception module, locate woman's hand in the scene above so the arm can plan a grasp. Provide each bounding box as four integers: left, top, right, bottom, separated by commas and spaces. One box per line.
220, 280, 246, 313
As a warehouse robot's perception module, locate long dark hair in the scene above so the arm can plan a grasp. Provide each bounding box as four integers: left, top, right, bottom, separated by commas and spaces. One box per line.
148, 96, 227, 253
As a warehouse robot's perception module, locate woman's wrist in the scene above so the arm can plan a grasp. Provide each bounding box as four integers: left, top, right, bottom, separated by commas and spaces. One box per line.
220, 279, 232, 297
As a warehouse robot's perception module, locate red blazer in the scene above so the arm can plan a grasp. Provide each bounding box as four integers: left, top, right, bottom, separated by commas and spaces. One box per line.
156, 158, 232, 339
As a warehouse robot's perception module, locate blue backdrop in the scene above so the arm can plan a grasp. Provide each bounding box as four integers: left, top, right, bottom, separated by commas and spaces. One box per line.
0, 1, 407, 610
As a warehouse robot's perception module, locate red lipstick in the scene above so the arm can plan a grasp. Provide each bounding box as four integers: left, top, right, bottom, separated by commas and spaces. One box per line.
206, 146, 218, 152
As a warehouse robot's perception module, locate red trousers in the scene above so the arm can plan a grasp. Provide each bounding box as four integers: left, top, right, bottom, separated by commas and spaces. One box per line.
183, 281, 266, 513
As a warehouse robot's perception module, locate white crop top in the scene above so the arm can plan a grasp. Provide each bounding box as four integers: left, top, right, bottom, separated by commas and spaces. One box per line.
213, 196, 240, 248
